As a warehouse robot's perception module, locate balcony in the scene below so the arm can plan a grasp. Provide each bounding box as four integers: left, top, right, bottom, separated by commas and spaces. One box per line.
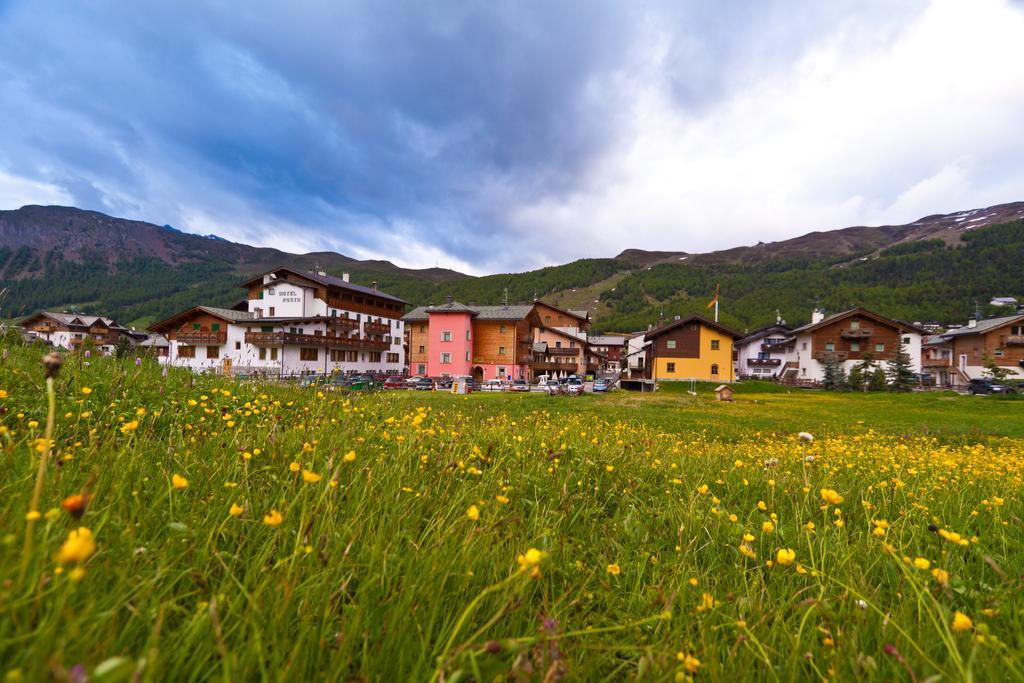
813, 350, 849, 362
746, 358, 782, 367
1006, 335, 1024, 345
761, 342, 790, 353
922, 357, 952, 368
327, 318, 360, 333
177, 331, 227, 345
840, 328, 873, 339
530, 360, 580, 371
363, 321, 391, 335
545, 347, 579, 356
244, 332, 390, 350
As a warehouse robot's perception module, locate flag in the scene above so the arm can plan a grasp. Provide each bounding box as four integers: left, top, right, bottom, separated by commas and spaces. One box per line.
706, 284, 719, 309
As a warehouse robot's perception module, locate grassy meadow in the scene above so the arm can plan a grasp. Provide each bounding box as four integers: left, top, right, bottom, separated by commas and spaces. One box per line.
1, 343, 1023, 682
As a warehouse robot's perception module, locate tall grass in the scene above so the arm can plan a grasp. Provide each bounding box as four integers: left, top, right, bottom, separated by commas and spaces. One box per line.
1, 342, 1021, 681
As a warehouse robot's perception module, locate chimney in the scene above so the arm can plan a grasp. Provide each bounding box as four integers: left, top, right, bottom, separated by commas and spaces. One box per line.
674, 314, 681, 321
967, 317, 978, 329
371, 281, 378, 291
811, 307, 825, 324
445, 295, 453, 304
342, 273, 350, 283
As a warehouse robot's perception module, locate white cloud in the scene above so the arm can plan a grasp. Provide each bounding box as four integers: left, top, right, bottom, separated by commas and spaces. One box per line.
0, 171, 72, 209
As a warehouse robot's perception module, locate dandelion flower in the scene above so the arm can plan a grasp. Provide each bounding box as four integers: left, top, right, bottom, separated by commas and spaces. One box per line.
81, 387, 92, 395
171, 474, 189, 489
263, 510, 283, 527
607, 563, 621, 575
820, 488, 844, 505
762, 520, 775, 533
25, 510, 41, 521
776, 548, 796, 566
301, 470, 322, 484
57, 527, 96, 564
913, 557, 931, 570
466, 505, 480, 521
677, 653, 700, 674
931, 568, 950, 586
289, 462, 301, 472
229, 503, 245, 517
951, 611, 973, 632
343, 450, 357, 462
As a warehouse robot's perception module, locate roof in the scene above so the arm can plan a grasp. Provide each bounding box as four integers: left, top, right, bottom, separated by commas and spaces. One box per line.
136, 333, 169, 347
239, 266, 408, 304
532, 299, 589, 322
587, 335, 628, 346
644, 314, 742, 341
788, 308, 924, 336
402, 303, 536, 322
735, 324, 793, 346
425, 300, 477, 314
21, 311, 125, 330
148, 305, 373, 332
942, 313, 1024, 338
540, 326, 588, 343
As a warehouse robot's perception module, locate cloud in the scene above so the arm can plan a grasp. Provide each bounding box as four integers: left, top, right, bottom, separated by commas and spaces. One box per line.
0, 0, 1022, 273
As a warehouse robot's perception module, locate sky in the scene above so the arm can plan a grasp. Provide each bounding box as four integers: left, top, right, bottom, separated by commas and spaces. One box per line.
1, 0, 1024, 274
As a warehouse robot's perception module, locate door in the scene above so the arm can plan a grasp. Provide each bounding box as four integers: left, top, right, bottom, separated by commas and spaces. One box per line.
959, 354, 967, 371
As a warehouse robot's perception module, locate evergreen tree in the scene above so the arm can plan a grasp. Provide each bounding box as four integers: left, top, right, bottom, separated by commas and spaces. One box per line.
851, 353, 875, 393
848, 365, 864, 392
869, 367, 889, 391
822, 355, 845, 391
981, 353, 1012, 382
886, 337, 917, 392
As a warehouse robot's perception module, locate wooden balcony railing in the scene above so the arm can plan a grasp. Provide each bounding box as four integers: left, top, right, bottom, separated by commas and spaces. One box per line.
245, 332, 390, 350
840, 328, 873, 339
747, 358, 782, 367
545, 347, 579, 356
363, 321, 391, 335
922, 357, 952, 368
177, 331, 227, 345
813, 350, 849, 362
530, 359, 580, 371
327, 318, 360, 332
1005, 335, 1024, 345
761, 342, 791, 353
327, 297, 404, 319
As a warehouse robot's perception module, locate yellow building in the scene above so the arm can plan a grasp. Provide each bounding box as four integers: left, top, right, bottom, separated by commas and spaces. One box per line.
643, 314, 741, 382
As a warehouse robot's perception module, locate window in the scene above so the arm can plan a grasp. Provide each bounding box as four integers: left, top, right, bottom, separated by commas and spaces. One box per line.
711, 363, 719, 375
330, 350, 344, 362
666, 362, 676, 373
346, 351, 358, 362
850, 342, 860, 351
259, 347, 267, 360
417, 364, 426, 375
418, 345, 425, 353
268, 288, 275, 295
270, 348, 278, 361
903, 336, 911, 344
499, 346, 506, 355
441, 352, 452, 364
465, 351, 470, 361
268, 307, 275, 316
875, 343, 885, 353
555, 341, 562, 348
206, 346, 219, 359
710, 340, 720, 350
442, 331, 452, 342
261, 326, 273, 333
178, 346, 195, 358
850, 319, 860, 330
1012, 325, 1024, 336
466, 329, 471, 340
211, 323, 221, 332
369, 351, 382, 362
499, 325, 506, 333
801, 368, 806, 376
994, 348, 1004, 357
825, 342, 835, 352
387, 353, 399, 363
300, 348, 318, 361
498, 367, 506, 377
801, 342, 807, 351
419, 325, 426, 333
666, 340, 676, 349
192, 323, 201, 331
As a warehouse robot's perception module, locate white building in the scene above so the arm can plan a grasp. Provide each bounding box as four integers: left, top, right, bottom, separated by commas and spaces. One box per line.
19, 311, 129, 354
733, 323, 792, 380
150, 266, 406, 376
781, 308, 922, 384
624, 332, 651, 378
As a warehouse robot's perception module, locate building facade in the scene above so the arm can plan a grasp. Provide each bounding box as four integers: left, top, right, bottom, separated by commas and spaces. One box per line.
150, 267, 406, 375
19, 311, 129, 354
941, 313, 1024, 382
587, 335, 627, 373
733, 324, 793, 380
644, 315, 741, 382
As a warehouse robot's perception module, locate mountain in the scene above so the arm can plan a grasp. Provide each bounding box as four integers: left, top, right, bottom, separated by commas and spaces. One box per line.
1, 202, 1023, 332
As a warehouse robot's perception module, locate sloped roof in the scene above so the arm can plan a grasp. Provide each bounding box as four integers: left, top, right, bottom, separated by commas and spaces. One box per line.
21, 311, 125, 330
644, 314, 742, 341
239, 266, 408, 304
788, 308, 923, 336
942, 313, 1024, 338
736, 324, 793, 346
588, 335, 627, 346
425, 300, 477, 314
402, 303, 535, 322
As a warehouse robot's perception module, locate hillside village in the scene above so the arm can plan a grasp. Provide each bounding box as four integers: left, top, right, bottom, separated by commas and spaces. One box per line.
12, 264, 1024, 392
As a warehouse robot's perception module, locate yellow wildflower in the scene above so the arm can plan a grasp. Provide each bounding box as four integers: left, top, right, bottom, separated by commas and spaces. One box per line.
776, 548, 796, 566
951, 611, 973, 632
466, 505, 480, 521
263, 510, 283, 526
171, 474, 189, 489
301, 470, 322, 484
820, 488, 844, 505
607, 563, 621, 575
57, 527, 96, 564
229, 503, 245, 517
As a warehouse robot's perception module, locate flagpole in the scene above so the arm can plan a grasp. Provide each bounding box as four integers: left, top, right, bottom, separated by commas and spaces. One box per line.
714, 299, 719, 322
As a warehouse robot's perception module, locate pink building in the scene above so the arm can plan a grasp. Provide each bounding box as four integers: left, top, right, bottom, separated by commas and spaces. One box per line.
425, 302, 475, 378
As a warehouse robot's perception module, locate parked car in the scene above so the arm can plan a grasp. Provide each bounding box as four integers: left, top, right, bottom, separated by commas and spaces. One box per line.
300, 375, 329, 388
509, 379, 530, 393
383, 376, 406, 389
411, 377, 434, 391
435, 377, 454, 390
592, 379, 610, 393
565, 377, 585, 395
542, 379, 562, 395
347, 375, 378, 391
967, 378, 1016, 395
480, 379, 505, 392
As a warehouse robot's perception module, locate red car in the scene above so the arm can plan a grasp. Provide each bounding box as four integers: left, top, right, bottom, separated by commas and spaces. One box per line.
383, 376, 406, 389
